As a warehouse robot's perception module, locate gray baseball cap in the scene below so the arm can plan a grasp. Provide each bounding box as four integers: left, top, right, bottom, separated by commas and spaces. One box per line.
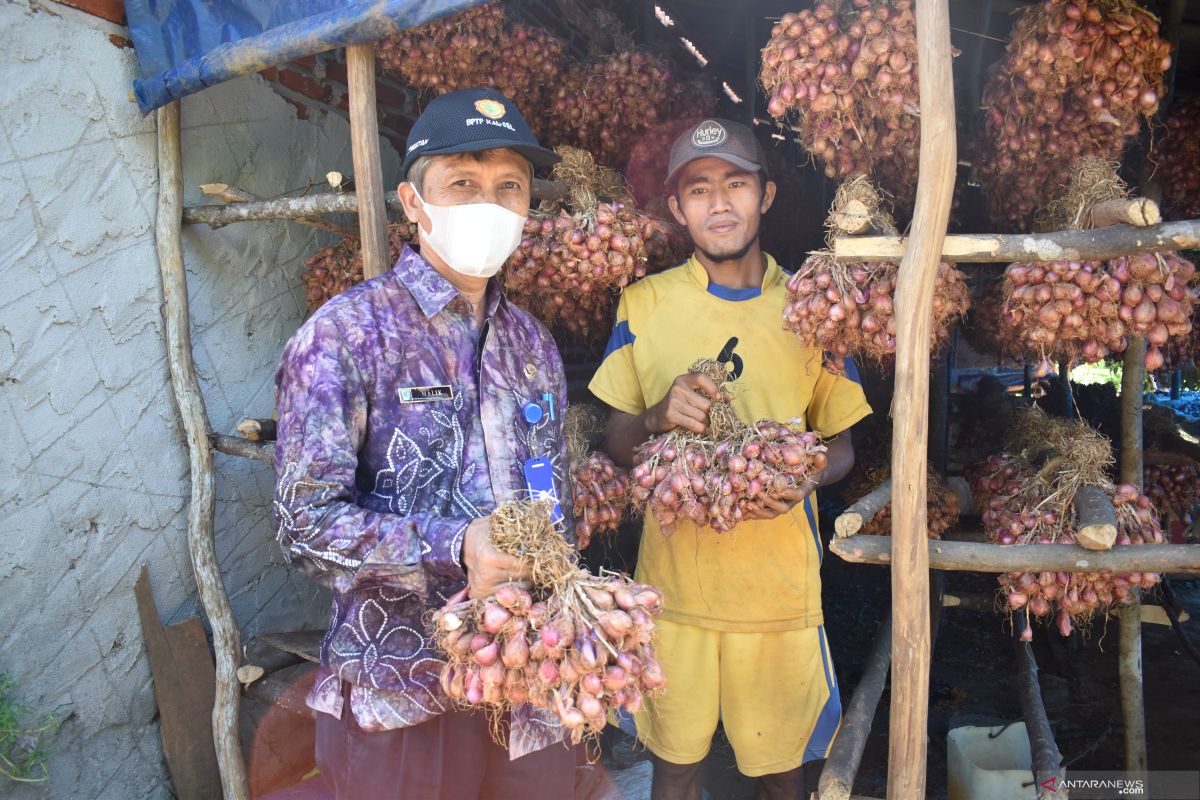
665, 118, 770, 187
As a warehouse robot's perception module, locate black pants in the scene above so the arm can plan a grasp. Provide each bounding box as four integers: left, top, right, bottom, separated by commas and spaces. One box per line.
315, 703, 577, 800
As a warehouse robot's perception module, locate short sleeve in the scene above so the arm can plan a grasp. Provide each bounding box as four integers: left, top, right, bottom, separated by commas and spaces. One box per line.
807, 357, 872, 436
588, 291, 646, 416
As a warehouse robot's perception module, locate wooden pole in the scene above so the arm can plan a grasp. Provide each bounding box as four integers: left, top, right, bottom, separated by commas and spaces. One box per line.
888, 2, 956, 796
1014, 633, 1065, 798
829, 536, 1200, 573
835, 479, 893, 538
212, 434, 275, 464
155, 101, 248, 800
1119, 336, 1148, 771
1073, 485, 1118, 551
346, 43, 390, 280
831, 218, 1200, 263
819, 618, 893, 800
182, 180, 569, 228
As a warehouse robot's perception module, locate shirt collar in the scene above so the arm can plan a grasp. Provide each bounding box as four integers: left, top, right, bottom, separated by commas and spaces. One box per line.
392, 245, 504, 320
685, 252, 783, 301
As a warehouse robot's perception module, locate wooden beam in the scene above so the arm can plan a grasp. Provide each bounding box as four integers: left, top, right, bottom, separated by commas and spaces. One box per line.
888, 1, 956, 796
830, 535, 1200, 572
1073, 485, 1118, 551
155, 101, 248, 799
346, 43, 389, 280
212, 434, 274, 464
819, 617, 893, 800
835, 479, 893, 538
197, 183, 354, 237
832, 218, 1200, 263
1119, 336, 1148, 772
1014, 631, 1065, 799
182, 181, 568, 229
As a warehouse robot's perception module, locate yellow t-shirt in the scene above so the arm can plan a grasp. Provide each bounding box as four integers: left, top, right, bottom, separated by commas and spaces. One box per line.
589, 253, 872, 632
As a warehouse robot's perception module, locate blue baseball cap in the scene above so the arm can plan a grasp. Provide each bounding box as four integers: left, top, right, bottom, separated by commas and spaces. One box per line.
402, 88, 560, 178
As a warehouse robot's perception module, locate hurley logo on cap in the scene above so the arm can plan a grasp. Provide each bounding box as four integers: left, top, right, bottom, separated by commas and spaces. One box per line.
693, 120, 727, 148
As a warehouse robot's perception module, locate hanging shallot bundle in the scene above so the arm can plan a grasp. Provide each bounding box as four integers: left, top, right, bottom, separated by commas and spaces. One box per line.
301, 221, 419, 311
1143, 463, 1200, 525
759, 0, 923, 214
564, 405, 631, 550
630, 360, 827, 534
431, 500, 664, 743
975, 0, 1171, 230
1151, 96, 1200, 221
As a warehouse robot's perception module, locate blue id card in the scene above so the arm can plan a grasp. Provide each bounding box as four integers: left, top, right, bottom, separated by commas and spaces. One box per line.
523, 456, 563, 525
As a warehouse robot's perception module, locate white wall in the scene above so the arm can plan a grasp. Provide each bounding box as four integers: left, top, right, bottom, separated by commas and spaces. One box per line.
0, 3, 398, 796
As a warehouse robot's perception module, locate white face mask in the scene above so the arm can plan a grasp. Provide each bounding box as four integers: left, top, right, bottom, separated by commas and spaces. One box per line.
411, 186, 526, 278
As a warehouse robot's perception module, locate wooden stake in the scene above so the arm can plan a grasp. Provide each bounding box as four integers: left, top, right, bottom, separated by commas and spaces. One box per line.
1090, 197, 1161, 229
1119, 336, 1148, 772
888, 2, 956, 796
819, 618, 893, 800
832, 218, 1200, 263
1073, 485, 1118, 551
155, 102, 248, 800
346, 43, 389, 280
830, 535, 1200, 572
836, 479, 893, 538
235, 418, 276, 442
1014, 631, 1065, 799
213, 434, 274, 464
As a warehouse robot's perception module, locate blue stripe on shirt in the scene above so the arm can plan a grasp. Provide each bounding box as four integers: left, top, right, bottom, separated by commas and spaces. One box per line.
602, 320, 636, 361
707, 283, 762, 301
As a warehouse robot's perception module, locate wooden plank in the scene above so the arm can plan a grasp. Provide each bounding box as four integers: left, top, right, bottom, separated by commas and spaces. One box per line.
135, 566, 222, 800
830, 536, 1200, 572
156, 101, 248, 799
819, 618, 893, 800
1119, 337, 1148, 772
887, 1, 957, 796
257, 631, 324, 664
346, 43, 390, 280
832, 218, 1200, 263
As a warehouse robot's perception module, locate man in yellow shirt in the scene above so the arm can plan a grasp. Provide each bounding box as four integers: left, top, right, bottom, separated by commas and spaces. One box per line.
590, 119, 872, 799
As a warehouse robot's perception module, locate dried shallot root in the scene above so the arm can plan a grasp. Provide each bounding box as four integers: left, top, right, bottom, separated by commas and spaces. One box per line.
564, 405, 631, 550
630, 360, 827, 534
431, 500, 664, 744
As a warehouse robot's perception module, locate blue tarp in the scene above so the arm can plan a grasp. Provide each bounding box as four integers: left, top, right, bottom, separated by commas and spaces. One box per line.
124, 0, 486, 113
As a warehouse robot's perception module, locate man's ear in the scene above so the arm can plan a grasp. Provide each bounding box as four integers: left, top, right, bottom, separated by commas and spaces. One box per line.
397, 182, 430, 234
667, 193, 687, 227
760, 180, 778, 215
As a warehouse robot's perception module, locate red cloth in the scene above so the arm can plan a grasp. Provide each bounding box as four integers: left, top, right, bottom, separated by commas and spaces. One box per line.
315, 701, 577, 800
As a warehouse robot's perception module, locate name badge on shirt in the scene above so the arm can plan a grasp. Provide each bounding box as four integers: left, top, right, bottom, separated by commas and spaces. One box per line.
523, 456, 563, 525
398, 384, 454, 404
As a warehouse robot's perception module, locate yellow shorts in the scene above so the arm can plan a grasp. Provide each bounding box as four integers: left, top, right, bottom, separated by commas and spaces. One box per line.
633, 618, 841, 777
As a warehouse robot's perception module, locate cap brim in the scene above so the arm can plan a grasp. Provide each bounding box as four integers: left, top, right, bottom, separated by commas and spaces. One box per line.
664, 153, 763, 187
407, 139, 561, 174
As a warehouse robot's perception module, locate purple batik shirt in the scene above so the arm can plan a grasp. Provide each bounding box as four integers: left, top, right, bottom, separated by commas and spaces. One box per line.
273, 245, 573, 757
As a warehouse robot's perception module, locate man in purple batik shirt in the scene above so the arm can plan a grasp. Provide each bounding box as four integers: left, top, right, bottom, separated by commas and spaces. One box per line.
273, 89, 577, 799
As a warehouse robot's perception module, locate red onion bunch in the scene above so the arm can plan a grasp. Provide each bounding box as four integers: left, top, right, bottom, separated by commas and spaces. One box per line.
1151, 96, 1200, 221
1144, 463, 1200, 524
783, 256, 970, 374
1108, 252, 1199, 371
1000, 259, 1126, 373
964, 276, 1024, 363
759, 0, 921, 212
976, 0, 1171, 230
573, 452, 631, 550
301, 221, 418, 311
850, 468, 959, 539
433, 576, 664, 742
545, 51, 675, 167
376, 4, 565, 134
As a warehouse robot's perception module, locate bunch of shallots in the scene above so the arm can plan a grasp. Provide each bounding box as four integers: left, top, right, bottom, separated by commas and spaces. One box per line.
564, 404, 631, 550
545, 51, 675, 168
1144, 463, 1200, 524
848, 467, 959, 539
431, 500, 664, 742
375, 4, 564, 134
301, 222, 418, 311
963, 276, 1024, 363
1109, 252, 1199, 371
975, 0, 1171, 230
783, 254, 970, 374
1151, 96, 1200, 221
630, 361, 827, 533
759, 0, 922, 213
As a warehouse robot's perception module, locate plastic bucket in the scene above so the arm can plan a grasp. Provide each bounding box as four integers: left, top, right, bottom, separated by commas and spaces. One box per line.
947, 722, 1037, 800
